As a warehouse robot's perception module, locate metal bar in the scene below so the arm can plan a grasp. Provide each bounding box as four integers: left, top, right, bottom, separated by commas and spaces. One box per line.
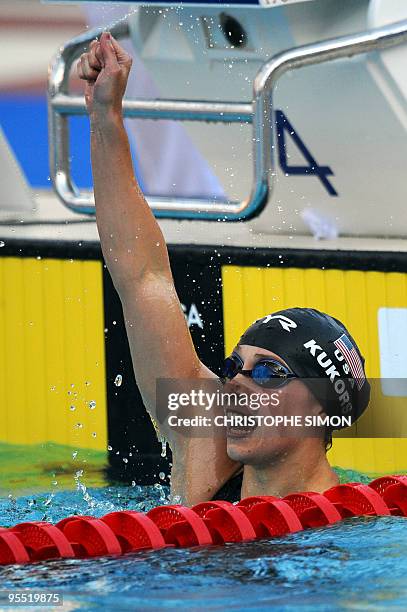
48, 21, 262, 219
51, 94, 253, 123
48, 20, 130, 209
48, 17, 407, 220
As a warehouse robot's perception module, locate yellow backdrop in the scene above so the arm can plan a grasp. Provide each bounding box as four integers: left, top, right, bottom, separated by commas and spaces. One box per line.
0, 257, 107, 450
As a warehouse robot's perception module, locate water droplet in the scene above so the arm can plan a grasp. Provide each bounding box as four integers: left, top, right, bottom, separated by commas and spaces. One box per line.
0, 241, 4, 247
154, 482, 167, 501
160, 439, 167, 458
88, 400, 96, 410
91, 432, 97, 438
44, 495, 53, 507
69, 405, 76, 411
107, 445, 112, 451
114, 374, 123, 387
159, 472, 165, 480
72, 451, 78, 459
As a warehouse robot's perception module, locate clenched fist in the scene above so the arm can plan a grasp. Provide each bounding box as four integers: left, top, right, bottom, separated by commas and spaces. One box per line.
77, 32, 132, 118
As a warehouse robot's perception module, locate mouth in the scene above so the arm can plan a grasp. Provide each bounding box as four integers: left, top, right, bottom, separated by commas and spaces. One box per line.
225, 409, 258, 439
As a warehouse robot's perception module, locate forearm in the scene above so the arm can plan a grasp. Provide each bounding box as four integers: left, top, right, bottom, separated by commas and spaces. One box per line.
90, 111, 171, 289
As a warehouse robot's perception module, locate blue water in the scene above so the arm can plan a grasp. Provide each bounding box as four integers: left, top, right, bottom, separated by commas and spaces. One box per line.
0, 485, 406, 611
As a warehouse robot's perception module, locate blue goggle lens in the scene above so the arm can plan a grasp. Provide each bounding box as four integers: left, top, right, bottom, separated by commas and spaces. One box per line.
252, 362, 277, 384
221, 355, 294, 388
222, 355, 243, 379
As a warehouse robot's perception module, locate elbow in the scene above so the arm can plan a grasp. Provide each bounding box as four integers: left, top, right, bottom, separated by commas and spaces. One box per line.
114, 268, 174, 305
106, 261, 149, 297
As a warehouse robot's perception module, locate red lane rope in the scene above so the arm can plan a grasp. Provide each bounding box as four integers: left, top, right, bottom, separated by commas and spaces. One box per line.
0, 476, 405, 565
192, 502, 256, 543
56, 516, 122, 557
10, 522, 75, 561
283, 492, 342, 527
369, 476, 407, 516
324, 484, 391, 517
102, 511, 167, 551
0, 528, 30, 565
147, 505, 213, 546
239, 499, 303, 537
236, 496, 278, 512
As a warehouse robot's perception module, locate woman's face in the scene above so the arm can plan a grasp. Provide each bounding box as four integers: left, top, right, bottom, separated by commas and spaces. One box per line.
223, 345, 322, 465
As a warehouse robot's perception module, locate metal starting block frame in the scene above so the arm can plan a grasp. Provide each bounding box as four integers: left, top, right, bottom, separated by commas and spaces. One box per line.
48, 15, 407, 220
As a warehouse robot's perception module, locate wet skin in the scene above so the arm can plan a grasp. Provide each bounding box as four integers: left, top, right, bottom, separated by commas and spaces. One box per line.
222, 345, 325, 465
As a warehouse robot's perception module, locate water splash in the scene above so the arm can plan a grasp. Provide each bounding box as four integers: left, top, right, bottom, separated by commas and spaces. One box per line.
153, 483, 167, 503
160, 437, 168, 458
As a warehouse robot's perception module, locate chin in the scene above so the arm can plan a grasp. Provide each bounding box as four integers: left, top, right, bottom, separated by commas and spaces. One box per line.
226, 434, 266, 464
226, 434, 295, 465
226, 437, 253, 463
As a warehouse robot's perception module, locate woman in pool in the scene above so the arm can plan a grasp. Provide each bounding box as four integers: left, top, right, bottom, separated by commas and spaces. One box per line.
78, 33, 370, 505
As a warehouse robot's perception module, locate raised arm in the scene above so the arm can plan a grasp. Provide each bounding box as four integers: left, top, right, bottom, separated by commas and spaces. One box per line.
78, 34, 203, 417
78, 34, 239, 503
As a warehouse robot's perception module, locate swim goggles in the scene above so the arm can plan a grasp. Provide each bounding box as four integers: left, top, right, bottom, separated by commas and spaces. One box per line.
221, 352, 297, 388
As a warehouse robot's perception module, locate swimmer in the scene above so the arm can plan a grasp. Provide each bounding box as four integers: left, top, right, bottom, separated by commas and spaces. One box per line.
78, 34, 370, 505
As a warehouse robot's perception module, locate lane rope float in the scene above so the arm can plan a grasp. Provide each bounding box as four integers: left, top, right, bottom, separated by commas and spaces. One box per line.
1, 476, 405, 565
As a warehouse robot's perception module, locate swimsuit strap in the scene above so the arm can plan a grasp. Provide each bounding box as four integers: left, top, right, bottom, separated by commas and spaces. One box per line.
212, 469, 243, 503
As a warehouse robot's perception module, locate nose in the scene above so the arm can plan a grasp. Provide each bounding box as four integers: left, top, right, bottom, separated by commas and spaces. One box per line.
223, 373, 252, 395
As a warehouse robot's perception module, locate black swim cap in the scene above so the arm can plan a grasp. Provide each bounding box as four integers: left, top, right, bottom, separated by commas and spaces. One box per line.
238, 307, 370, 428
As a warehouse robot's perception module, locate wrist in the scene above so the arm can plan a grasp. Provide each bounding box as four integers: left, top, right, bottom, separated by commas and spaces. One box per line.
90, 108, 123, 131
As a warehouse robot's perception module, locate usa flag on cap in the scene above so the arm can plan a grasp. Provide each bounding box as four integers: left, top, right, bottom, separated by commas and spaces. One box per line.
334, 334, 365, 390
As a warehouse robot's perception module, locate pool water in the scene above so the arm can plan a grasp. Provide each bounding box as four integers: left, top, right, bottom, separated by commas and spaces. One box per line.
0, 446, 406, 611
